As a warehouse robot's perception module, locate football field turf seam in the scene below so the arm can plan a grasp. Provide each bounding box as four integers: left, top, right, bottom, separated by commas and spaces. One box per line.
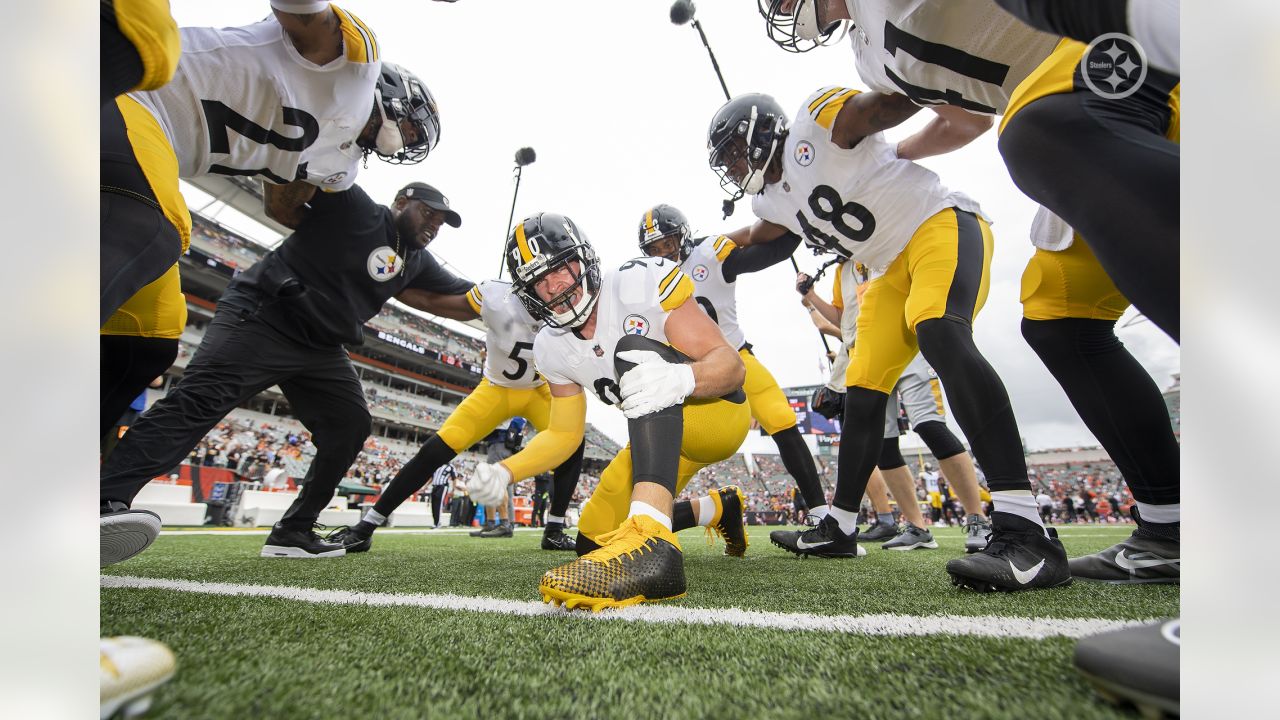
102, 574, 1147, 640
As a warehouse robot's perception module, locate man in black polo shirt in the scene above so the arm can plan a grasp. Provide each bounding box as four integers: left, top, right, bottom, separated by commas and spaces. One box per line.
100, 181, 476, 564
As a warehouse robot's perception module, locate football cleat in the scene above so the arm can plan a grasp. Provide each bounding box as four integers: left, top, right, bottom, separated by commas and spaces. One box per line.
707, 485, 749, 557
946, 512, 1071, 592
100, 503, 162, 568
480, 521, 514, 538
859, 521, 898, 542
260, 523, 345, 558
540, 515, 686, 611
541, 528, 578, 551
881, 521, 939, 551
962, 513, 993, 553
469, 523, 494, 538
1069, 530, 1179, 584
1075, 619, 1180, 718
100, 636, 176, 720
325, 525, 373, 553
770, 514, 865, 558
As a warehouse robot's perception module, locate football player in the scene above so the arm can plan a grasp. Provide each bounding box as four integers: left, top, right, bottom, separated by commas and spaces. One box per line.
466, 213, 752, 610
327, 277, 588, 553
101, 0, 180, 104
635, 204, 829, 518
708, 89, 1069, 591
756, 0, 1181, 574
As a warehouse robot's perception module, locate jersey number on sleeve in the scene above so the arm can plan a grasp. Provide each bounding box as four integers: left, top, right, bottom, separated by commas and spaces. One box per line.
880, 22, 1010, 115
500, 341, 536, 381
796, 184, 876, 255
201, 100, 321, 184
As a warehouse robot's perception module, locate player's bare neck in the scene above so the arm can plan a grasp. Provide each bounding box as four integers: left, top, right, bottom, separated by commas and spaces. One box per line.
574, 306, 599, 341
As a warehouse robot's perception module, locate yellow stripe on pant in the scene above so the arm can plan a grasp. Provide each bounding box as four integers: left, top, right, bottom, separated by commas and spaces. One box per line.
577, 397, 750, 544
434, 379, 554, 454
740, 348, 797, 435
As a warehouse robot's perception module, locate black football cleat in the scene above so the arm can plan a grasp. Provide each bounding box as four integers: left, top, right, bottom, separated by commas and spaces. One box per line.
1075, 619, 1180, 718
770, 514, 865, 558
541, 528, 578, 551
260, 522, 345, 558
101, 501, 162, 568
707, 485, 749, 557
325, 525, 373, 553
859, 521, 898, 542
946, 512, 1071, 592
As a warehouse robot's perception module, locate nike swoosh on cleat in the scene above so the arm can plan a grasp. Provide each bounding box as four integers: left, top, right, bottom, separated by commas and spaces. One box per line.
1115, 549, 1179, 571
795, 538, 833, 550
1009, 558, 1045, 585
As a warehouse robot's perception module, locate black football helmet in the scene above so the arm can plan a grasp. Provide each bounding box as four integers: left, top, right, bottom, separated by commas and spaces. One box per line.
370, 62, 440, 165
506, 212, 602, 329
707, 93, 788, 201
637, 204, 693, 264
757, 0, 846, 53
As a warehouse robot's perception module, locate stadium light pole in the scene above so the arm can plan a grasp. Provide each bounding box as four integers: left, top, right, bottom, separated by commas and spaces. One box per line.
498, 147, 537, 278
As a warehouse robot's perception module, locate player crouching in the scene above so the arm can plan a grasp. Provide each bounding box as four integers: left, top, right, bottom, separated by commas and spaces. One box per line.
466, 213, 750, 611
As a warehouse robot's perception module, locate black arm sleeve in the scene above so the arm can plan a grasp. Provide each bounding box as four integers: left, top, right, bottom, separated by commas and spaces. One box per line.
721, 232, 802, 283
994, 0, 1128, 42
405, 250, 475, 295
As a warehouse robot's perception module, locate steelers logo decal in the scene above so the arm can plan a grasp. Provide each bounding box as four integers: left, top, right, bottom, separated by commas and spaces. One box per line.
367, 246, 403, 282
692, 264, 709, 282
322, 171, 348, 185
1080, 33, 1148, 100
795, 141, 815, 166
623, 314, 650, 336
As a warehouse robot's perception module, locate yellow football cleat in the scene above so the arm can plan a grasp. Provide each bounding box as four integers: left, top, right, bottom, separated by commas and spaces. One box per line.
101, 636, 176, 719
540, 515, 686, 612
705, 485, 749, 557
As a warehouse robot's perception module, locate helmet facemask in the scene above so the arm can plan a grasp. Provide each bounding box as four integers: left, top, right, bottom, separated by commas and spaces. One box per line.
709, 104, 784, 201
758, 0, 846, 53
371, 64, 440, 165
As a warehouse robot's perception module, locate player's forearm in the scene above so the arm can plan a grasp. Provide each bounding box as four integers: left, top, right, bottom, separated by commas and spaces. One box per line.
689, 345, 745, 399
803, 292, 841, 328
397, 289, 480, 321
896, 113, 993, 161
499, 392, 586, 481
804, 304, 842, 338
262, 180, 317, 228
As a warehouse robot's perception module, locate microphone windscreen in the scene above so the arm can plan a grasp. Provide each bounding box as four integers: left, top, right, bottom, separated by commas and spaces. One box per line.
669, 0, 695, 25
515, 147, 537, 166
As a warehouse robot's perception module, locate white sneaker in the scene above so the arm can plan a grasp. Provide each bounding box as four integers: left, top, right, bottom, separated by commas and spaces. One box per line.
101, 636, 176, 719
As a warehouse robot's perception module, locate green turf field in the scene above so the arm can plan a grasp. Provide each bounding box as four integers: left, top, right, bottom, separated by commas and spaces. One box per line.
101, 525, 1177, 719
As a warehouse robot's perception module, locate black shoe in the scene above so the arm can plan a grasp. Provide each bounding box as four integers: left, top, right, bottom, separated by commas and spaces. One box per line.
541, 528, 578, 551
480, 521, 513, 538
859, 521, 898, 542
769, 514, 865, 558
1075, 619, 1179, 717
260, 523, 345, 558
101, 501, 162, 568
326, 524, 373, 553
709, 485, 749, 557
470, 523, 495, 538
945, 512, 1071, 592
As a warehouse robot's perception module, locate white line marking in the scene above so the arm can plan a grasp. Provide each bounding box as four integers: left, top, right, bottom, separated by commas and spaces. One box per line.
101, 575, 1148, 640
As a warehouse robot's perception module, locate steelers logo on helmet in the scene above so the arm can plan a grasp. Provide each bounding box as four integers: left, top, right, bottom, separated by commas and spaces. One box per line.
637, 204, 693, 263
367, 246, 403, 281
707, 94, 788, 201
505, 212, 602, 329
623, 314, 650, 337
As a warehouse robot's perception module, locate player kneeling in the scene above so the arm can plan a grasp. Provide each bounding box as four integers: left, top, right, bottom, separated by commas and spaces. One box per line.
467, 213, 750, 611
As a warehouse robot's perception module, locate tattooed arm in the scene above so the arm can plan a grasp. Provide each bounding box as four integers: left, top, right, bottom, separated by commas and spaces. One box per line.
263, 180, 318, 229
830, 91, 923, 150
272, 4, 343, 66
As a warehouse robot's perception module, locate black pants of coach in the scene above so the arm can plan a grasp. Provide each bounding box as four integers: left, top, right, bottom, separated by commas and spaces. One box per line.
100, 301, 372, 530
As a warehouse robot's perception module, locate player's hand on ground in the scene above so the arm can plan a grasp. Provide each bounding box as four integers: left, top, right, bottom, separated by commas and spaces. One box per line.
616, 350, 696, 419
469, 463, 511, 507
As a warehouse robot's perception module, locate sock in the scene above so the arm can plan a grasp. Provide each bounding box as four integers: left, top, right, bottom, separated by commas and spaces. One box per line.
876, 512, 895, 526
629, 501, 672, 531
1135, 502, 1179, 524
361, 509, 388, 527
696, 496, 716, 527
808, 504, 830, 521
544, 515, 565, 534
992, 491, 1047, 534
827, 505, 858, 536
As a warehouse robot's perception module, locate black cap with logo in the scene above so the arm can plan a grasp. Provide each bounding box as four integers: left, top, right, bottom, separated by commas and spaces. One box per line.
396, 182, 462, 227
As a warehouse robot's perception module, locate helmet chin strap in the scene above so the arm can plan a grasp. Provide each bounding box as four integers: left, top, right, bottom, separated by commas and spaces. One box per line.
743, 120, 780, 195
374, 96, 406, 156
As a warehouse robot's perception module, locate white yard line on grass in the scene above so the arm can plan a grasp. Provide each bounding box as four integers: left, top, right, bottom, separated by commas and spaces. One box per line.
101, 575, 1146, 640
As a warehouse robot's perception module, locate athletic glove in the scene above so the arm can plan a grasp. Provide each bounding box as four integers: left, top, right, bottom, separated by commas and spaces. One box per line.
616, 349, 696, 419
468, 462, 511, 507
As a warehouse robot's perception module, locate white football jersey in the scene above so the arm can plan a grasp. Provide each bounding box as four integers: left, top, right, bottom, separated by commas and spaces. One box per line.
466, 280, 545, 390
752, 87, 984, 274
129, 8, 380, 190
682, 235, 746, 350
534, 258, 694, 407
846, 0, 1059, 115
923, 470, 941, 493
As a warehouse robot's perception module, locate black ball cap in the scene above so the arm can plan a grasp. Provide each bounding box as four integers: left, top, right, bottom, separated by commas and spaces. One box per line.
396, 182, 462, 227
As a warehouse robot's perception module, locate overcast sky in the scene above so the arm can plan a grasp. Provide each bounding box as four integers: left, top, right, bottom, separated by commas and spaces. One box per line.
169, 0, 1179, 453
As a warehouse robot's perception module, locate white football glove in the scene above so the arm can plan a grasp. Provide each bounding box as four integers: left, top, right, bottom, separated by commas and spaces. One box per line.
616, 349, 696, 419
468, 462, 511, 507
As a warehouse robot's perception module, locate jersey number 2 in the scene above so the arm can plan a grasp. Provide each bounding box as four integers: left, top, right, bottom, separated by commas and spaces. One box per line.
201, 100, 321, 184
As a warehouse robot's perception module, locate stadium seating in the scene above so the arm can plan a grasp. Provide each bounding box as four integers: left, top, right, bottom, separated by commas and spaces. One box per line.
132, 481, 208, 526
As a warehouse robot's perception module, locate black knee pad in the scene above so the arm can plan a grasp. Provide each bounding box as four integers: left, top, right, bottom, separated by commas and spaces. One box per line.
613, 335, 682, 493
878, 434, 906, 470
914, 420, 965, 460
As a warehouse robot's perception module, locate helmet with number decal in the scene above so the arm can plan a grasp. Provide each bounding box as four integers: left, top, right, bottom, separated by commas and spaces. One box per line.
369, 62, 441, 165
637, 204, 693, 264
506, 212, 602, 329
757, 0, 846, 53
707, 93, 788, 201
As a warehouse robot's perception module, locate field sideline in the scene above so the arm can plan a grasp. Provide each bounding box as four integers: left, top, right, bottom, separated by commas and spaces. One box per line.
102, 525, 1177, 719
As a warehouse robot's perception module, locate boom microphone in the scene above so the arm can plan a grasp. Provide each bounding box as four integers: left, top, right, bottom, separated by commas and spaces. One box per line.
669, 0, 695, 25
515, 147, 536, 167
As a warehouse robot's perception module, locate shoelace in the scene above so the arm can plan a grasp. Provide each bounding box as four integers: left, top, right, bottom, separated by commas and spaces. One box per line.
586, 519, 652, 563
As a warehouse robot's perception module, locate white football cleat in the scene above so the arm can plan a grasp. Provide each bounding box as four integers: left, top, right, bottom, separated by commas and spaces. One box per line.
101, 636, 176, 719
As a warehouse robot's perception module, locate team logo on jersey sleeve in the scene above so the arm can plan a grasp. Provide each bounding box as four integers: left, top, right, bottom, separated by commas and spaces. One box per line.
691, 264, 709, 282
322, 171, 348, 185
623, 314, 650, 336
795, 141, 815, 166
367, 246, 403, 282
